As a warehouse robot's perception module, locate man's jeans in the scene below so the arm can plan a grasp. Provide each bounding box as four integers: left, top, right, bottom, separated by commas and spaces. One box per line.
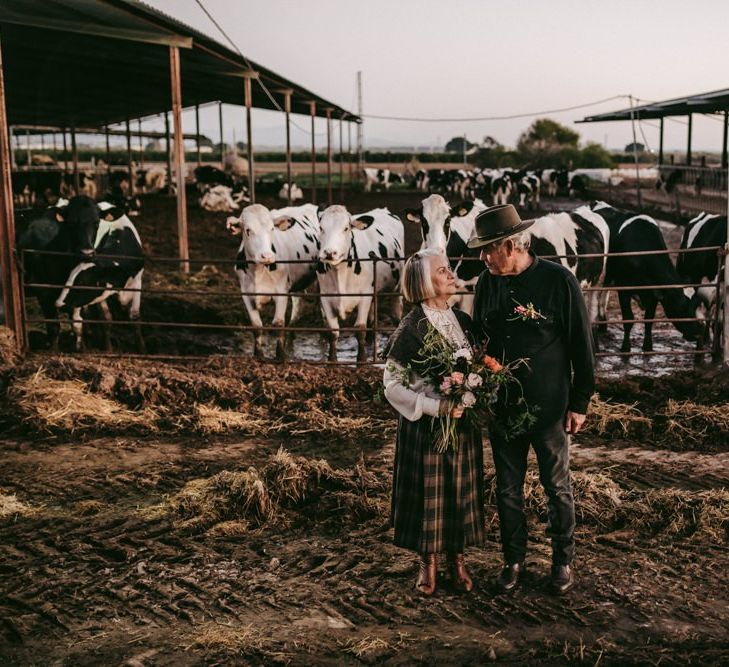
490, 419, 575, 566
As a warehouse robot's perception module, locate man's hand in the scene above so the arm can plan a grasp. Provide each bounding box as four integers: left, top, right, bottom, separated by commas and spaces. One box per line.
451, 404, 465, 419
565, 411, 586, 435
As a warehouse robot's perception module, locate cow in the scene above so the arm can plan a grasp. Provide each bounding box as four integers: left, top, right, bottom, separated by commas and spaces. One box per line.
590, 201, 706, 353
491, 172, 513, 206
317, 205, 404, 362
363, 168, 403, 192
226, 203, 320, 359
17, 196, 100, 350
200, 184, 240, 212
677, 211, 727, 329
278, 183, 304, 202
541, 168, 558, 197
569, 173, 587, 199
414, 169, 430, 191
194, 165, 233, 193
104, 185, 142, 217
54, 202, 145, 352
12, 170, 64, 207
61, 171, 98, 199
135, 167, 169, 194
517, 174, 541, 210
527, 207, 610, 345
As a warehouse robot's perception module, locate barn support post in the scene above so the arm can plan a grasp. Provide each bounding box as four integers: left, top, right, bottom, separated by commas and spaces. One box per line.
278, 89, 293, 205
138, 119, 144, 169
309, 101, 317, 204
62, 128, 68, 172
195, 103, 201, 167
686, 113, 693, 165
104, 126, 111, 178
169, 45, 189, 273
164, 111, 172, 192
722, 111, 728, 170
658, 117, 664, 165
71, 126, 80, 193
0, 34, 25, 352
724, 171, 729, 365
9, 126, 15, 169
25, 129, 30, 168
243, 71, 257, 203
326, 107, 333, 206
628, 96, 642, 208
338, 115, 344, 201
125, 118, 134, 194
348, 121, 353, 184
218, 101, 224, 169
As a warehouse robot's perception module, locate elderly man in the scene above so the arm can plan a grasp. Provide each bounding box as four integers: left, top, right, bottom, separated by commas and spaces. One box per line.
469, 204, 594, 595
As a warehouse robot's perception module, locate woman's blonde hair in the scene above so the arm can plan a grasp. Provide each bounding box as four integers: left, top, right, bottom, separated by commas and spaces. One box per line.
401, 248, 442, 303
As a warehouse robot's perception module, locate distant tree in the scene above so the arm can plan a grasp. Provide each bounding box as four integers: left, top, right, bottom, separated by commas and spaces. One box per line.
197, 135, 214, 148
236, 141, 247, 152
481, 136, 503, 150
517, 118, 580, 167
445, 136, 477, 153
577, 142, 615, 168
624, 142, 645, 153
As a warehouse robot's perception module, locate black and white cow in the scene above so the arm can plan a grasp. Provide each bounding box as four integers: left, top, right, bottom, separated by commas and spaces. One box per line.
200, 185, 241, 212
517, 174, 541, 210
61, 171, 98, 199
677, 212, 727, 321
194, 165, 233, 193
363, 168, 403, 192
403, 194, 487, 314
590, 201, 706, 352
54, 202, 145, 352
17, 196, 100, 349
317, 206, 404, 362
491, 172, 513, 206
226, 203, 320, 359
278, 183, 304, 201
528, 207, 610, 345
414, 169, 430, 191
540, 169, 558, 197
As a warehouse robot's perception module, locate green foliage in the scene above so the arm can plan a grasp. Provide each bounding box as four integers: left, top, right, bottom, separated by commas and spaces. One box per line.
445, 136, 478, 153
576, 142, 616, 168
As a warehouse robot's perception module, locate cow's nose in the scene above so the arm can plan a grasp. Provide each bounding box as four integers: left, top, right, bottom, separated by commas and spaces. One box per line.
259, 253, 275, 264
321, 249, 336, 260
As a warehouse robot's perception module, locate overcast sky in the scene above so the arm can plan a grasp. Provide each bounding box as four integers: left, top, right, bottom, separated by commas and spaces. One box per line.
143, 0, 729, 153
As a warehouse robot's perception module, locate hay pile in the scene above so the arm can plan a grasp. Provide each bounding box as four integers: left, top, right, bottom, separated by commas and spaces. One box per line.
585, 395, 652, 437
9, 367, 158, 433
0, 326, 19, 369
663, 399, 729, 442
485, 469, 729, 541
0, 491, 36, 519
168, 448, 388, 533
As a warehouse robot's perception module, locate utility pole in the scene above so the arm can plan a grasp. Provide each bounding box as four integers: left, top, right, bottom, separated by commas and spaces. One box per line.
357, 71, 363, 177
629, 95, 642, 209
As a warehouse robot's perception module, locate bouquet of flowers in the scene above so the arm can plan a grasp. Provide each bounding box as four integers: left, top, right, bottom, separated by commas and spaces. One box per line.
393, 324, 536, 452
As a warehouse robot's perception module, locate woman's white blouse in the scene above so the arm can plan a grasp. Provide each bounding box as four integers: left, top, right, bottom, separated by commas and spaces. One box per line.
383, 305, 471, 422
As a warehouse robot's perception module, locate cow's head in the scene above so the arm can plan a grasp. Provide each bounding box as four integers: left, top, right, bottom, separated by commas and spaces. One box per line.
233, 204, 292, 265
56, 195, 101, 257
318, 205, 366, 265
403, 194, 470, 254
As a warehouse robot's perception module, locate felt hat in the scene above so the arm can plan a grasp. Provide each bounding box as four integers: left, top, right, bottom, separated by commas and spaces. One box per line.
466, 204, 535, 248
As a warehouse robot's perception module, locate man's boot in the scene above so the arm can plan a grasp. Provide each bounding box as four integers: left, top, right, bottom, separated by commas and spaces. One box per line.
549, 565, 574, 595
447, 553, 473, 593
495, 561, 525, 593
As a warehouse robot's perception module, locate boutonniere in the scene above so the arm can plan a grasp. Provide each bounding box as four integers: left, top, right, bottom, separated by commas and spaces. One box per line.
508, 298, 546, 322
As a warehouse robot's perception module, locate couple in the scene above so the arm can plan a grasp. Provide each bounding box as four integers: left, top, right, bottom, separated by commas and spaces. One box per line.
382, 204, 595, 596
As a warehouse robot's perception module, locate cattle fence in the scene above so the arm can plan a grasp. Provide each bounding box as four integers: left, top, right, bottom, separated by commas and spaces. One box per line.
18, 245, 725, 370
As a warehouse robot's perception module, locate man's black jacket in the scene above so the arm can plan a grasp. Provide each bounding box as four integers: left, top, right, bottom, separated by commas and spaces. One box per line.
473, 254, 595, 430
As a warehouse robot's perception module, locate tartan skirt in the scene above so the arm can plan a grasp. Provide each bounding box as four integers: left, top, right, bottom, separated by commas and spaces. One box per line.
391, 415, 486, 554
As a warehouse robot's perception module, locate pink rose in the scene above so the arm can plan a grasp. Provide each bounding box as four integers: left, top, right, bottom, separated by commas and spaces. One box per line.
440, 377, 452, 394
451, 372, 464, 385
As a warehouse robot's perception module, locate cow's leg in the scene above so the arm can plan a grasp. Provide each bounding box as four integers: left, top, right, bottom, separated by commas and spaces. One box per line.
391, 294, 403, 322
597, 289, 610, 333
355, 296, 373, 363
98, 299, 113, 352
642, 296, 658, 353
272, 294, 288, 361
587, 289, 601, 352
71, 307, 85, 352
40, 296, 61, 351
242, 294, 264, 358
618, 291, 634, 354
320, 297, 339, 362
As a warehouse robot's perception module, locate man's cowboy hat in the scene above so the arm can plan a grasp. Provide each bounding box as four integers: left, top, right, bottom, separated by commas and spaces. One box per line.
466, 204, 535, 249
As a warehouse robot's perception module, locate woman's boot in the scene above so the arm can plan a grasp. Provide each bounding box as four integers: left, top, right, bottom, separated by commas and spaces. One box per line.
448, 553, 473, 593
415, 553, 437, 595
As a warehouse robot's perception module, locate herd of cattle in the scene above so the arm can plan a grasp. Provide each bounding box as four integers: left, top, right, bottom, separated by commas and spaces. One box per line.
364, 166, 588, 209
8, 186, 726, 361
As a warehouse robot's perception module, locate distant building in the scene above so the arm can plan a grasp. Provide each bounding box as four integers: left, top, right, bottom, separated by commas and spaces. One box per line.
624, 142, 646, 153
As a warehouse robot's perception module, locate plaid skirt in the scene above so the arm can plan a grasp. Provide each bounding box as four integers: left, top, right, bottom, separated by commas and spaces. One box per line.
391, 415, 486, 554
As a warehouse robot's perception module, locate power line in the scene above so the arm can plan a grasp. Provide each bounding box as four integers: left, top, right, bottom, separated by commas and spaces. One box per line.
361, 95, 630, 122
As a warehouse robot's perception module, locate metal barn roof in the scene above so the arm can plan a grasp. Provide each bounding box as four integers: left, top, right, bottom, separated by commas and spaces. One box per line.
578, 88, 729, 122
0, 0, 360, 127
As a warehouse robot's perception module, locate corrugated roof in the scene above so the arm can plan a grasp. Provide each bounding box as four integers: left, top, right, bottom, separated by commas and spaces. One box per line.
577, 87, 729, 122
0, 0, 359, 127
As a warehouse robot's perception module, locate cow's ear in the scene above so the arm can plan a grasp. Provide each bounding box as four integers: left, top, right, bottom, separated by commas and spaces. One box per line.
403, 208, 422, 224
352, 214, 374, 230
226, 216, 242, 235
55, 210, 65, 222
273, 215, 294, 231
451, 201, 474, 218
104, 213, 115, 221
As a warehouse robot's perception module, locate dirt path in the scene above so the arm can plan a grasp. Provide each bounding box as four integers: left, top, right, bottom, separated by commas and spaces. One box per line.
1, 431, 728, 665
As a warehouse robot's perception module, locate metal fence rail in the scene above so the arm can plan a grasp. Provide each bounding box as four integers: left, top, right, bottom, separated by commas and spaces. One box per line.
18, 245, 726, 366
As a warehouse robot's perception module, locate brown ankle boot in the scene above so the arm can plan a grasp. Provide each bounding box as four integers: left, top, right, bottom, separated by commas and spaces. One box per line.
448, 553, 473, 593
415, 553, 437, 595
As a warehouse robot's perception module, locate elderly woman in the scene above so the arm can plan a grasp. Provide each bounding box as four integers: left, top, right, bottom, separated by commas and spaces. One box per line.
382, 248, 485, 595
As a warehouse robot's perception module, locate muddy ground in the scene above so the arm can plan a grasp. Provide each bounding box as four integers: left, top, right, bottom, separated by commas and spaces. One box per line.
0, 356, 728, 665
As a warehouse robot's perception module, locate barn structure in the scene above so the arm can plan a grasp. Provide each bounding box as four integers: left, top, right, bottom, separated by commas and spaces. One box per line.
0, 0, 360, 352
